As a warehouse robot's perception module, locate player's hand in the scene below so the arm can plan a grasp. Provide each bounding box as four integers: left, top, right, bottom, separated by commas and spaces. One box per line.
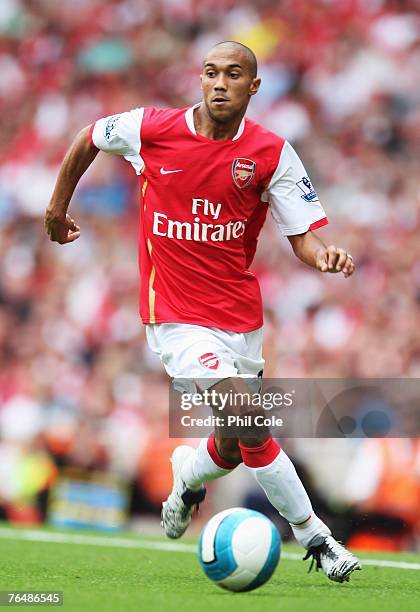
316, 245, 355, 278
44, 211, 80, 244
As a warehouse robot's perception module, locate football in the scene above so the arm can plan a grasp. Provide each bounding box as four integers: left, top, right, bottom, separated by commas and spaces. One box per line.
198, 507, 281, 592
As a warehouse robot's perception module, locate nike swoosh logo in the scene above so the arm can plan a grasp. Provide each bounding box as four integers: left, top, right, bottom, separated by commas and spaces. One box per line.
160, 168, 183, 174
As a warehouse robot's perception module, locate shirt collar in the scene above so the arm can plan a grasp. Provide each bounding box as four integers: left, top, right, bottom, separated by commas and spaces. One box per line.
185, 104, 245, 141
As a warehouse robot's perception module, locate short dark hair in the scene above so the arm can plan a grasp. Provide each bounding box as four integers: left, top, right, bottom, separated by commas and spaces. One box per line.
205, 41, 258, 79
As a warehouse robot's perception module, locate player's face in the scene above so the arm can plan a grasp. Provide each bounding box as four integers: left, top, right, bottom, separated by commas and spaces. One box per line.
200, 48, 260, 123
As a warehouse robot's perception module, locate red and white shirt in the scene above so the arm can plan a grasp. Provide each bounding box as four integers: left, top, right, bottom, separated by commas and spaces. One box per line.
91, 106, 328, 332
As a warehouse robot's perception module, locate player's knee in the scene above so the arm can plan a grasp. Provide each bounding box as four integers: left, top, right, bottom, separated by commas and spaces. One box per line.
215, 437, 242, 465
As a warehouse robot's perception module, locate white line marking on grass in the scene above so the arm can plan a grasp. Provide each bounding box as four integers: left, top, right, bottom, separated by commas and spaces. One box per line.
0, 527, 196, 553
357, 559, 420, 570
0, 527, 419, 570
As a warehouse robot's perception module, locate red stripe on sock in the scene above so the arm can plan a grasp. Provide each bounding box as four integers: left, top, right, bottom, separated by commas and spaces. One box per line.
207, 434, 240, 470
239, 438, 281, 468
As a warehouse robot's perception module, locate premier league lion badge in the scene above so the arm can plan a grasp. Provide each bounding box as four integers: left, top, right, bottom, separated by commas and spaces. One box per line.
232, 158, 256, 189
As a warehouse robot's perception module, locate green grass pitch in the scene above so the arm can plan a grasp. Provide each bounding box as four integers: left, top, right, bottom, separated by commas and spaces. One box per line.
0, 526, 419, 612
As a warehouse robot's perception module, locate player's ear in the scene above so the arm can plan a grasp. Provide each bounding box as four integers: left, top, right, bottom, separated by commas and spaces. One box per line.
249, 78, 261, 96
200, 73, 203, 89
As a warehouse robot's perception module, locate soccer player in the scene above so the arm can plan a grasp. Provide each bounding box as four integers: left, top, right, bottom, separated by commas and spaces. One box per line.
45, 41, 361, 583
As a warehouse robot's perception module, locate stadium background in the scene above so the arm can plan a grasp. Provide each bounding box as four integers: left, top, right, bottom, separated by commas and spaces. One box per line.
0, 0, 418, 551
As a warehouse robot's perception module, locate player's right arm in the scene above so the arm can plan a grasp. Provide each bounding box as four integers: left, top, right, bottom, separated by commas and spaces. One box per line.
45, 109, 144, 244
45, 125, 98, 244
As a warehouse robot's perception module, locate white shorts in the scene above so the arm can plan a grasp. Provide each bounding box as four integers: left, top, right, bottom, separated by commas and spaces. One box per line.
146, 323, 264, 391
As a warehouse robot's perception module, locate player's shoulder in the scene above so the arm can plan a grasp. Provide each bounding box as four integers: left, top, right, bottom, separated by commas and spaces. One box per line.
244, 117, 285, 149
143, 106, 186, 118
142, 106, 187, 125
140, 106, 188, 138
243, 118, 286, 172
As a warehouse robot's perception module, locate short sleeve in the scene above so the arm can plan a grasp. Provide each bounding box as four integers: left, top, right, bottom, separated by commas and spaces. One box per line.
91, 108, 144, 174
262, 141, 328, 236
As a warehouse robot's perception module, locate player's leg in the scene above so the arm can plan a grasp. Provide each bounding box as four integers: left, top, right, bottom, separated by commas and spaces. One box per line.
145, 323, 243, 538
226, 330, 361, 582
163, 432, 242, 538
149, 321, 359, 579
151, 322, 316, 541
238, 433, 361, 582
181, 432, 241, 490
163, 435, 243, 539
211, 375, 324, 540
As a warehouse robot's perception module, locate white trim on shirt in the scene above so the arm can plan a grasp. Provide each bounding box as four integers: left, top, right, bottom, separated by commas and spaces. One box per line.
184, 104, 245, 141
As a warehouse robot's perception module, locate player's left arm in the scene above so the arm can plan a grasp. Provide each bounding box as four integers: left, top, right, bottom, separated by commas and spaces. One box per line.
288, 230, 355, 278
264, 141, 355, 278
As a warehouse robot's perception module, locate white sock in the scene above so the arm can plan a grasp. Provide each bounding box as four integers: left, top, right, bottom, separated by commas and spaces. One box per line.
290, 513, 331, 548
181, 437, 237, 490
246, 447, 330, 548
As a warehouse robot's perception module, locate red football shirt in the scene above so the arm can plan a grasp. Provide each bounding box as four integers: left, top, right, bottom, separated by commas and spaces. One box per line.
91, 106, 328, 332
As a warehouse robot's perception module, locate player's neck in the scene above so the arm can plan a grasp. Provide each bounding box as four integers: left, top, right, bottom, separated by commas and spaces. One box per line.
194, 104, 245, 141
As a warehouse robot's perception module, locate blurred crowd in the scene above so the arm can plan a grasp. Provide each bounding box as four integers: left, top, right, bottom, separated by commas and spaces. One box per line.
0, 0, 419, 548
